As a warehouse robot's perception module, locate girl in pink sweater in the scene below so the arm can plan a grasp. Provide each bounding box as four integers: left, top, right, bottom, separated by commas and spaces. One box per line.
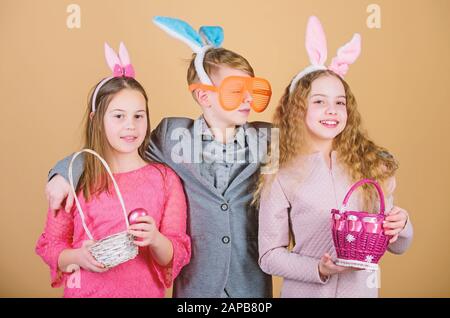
35, 43, 191, 297
256, 17, 413, 297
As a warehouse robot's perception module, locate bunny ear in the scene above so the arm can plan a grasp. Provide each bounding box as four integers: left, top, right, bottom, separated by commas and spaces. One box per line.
153, 16, 204, 53
199, 26, 224, 47
329, 33, 361, 77
118, 42, 135, 78
305, 16, 328, 66
118, 42, 131, 66
104, 42, 122, 71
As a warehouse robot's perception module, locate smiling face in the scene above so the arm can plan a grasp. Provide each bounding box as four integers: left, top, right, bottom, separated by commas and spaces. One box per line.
103, 88, 148, 155
305, 75, 348, 147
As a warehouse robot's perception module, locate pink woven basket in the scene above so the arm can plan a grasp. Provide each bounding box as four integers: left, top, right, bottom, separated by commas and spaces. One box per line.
331, 179, 390, 271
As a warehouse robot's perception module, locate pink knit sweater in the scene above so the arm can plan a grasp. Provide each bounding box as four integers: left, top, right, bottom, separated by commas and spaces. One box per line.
258, 151, 413, 298
36, 163, 191, 298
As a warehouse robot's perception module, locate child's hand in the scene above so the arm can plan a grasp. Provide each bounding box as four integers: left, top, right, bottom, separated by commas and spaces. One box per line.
72, 240, 108, 273
318, 253, 360, 281
127, 216, 161, 247
45, 175, 73, 214
383, 206, 409, 244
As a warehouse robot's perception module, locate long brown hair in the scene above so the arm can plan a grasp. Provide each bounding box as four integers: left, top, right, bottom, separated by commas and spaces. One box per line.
253, 70, 398, 209
78, 77, 151, 201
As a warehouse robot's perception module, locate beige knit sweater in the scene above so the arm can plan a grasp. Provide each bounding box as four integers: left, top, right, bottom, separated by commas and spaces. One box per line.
258, 151, 413, 298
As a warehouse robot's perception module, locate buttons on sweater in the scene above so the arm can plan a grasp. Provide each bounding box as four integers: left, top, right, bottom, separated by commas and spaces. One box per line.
221, 203, 229, 211
222, 236, 230, 244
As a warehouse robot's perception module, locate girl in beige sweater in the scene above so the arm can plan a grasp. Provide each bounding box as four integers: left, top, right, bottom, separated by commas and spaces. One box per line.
255, 16, 412, 298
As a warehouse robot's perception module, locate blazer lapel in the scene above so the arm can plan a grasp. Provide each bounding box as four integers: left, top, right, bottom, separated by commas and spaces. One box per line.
177, 121, 224, 199
224, 124, 267, 197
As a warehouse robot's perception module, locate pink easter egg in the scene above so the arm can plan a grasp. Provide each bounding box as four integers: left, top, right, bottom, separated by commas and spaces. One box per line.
128, 208, 148, 225
128, 209, 148, 242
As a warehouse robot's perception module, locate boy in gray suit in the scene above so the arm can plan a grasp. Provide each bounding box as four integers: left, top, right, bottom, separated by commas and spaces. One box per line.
44, 17, 274, 297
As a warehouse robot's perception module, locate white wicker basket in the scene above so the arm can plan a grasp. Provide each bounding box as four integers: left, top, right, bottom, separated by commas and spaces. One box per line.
68, 149, 138, 269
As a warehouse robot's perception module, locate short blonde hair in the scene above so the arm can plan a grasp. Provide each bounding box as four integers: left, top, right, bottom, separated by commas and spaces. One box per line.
187, 48, 254, 85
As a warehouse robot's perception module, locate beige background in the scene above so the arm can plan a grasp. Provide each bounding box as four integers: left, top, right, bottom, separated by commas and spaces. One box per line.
1, 0, 449, 297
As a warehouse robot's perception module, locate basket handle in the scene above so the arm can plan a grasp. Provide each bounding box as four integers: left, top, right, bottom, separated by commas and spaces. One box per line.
338, 179, 385, 215
68, 149, 130, 241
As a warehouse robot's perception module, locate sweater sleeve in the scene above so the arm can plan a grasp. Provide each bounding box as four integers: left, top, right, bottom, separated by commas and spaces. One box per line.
384, 177, 414, 255
35, 208, 74, 287
150, 166, 191, 288
258, 176, 327, 285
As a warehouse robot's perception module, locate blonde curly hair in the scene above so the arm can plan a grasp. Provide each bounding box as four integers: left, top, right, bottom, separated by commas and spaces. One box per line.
253, 70, 398, 209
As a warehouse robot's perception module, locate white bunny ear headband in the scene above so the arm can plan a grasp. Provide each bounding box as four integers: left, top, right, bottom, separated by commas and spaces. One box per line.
153, 16, 224, 86
289, 16, 362, 95
91, 42, 136, 112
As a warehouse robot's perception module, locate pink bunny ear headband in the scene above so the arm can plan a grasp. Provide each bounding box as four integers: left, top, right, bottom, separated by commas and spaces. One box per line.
289, 16, 361, 95
91, 42, 136, 112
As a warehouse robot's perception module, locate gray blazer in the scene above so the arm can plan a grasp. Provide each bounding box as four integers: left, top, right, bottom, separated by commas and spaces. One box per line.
49, 117, 273, 298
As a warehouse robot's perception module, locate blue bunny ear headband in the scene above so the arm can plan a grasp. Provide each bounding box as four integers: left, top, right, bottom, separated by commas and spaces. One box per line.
153, 16, 224, 86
